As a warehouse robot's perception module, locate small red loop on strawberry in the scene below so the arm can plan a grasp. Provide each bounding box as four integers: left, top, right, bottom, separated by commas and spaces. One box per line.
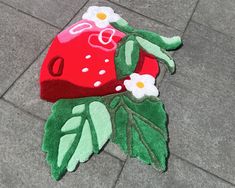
48, 56, 64, 77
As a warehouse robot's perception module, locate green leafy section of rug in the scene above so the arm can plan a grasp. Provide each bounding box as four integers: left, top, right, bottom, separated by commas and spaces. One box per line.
112, 18, 182, 79
42, 93, 168, 180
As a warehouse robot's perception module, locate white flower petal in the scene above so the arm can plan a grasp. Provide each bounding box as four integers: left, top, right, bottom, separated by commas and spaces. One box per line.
129, 73, 141, 81
87, 6, 99, 12
82, 12, 90, 20
82, 8, 98, 20
101, 7, 114, 14
82, 6, 121, 28
140, 74, 155, 84
90, 11, 99, 18
108, 13, 121, 22
145, 84, 159, 97
95, 20, 109, 28
132, 88, 145, 99
124, 79, 134, 91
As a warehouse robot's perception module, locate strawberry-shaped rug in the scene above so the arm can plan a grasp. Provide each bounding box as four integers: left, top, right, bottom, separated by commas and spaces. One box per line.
40, 6, 182, 180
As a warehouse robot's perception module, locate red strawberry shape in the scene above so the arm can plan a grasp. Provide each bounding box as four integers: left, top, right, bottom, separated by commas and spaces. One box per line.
40, 20, 159, 102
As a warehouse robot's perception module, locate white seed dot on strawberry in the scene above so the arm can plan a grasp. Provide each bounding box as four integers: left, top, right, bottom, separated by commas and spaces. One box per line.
99, 70, 106, 75
94, 81, 101, 87
82, 67, 89, 72
104, 59, 109, 63
115, 85, 122, 91
85, 55, 91, 59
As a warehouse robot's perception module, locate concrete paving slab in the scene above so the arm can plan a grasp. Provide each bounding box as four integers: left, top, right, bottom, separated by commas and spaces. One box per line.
0, 0, 88, 28
104, 142, 127, 161
160, 21, 235, 184
0, 3, 58, 96
193, 0, 235, 38
4, 49, 52, 120
110, 0, 198, 31
115, 156, 233, 188
0, 99, 123, 187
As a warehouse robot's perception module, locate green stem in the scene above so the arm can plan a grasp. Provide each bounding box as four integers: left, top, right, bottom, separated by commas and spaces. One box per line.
111, 18, 134, 34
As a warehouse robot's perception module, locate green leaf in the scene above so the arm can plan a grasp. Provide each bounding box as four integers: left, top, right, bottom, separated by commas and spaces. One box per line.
42, 97, 112, 180
111, 18, 134, 33
115, 36, 140, 79
111, 18, 182, 75
136, 36, 175, 73
134, 29, 182, 50
110, 94, 168, 171
109, 96, 121, 109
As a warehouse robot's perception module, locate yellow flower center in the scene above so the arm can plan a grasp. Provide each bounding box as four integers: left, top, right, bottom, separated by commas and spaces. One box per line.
96, 12, 107, 20
136, 81, 145, 88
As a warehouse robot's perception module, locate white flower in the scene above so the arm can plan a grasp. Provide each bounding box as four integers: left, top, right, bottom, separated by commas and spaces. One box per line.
124, 73, 159, 99
82, 6, 120, 28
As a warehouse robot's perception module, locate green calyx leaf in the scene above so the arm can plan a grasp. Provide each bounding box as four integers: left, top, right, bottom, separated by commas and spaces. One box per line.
111, 18, 134, 33
134, 29, 182, 50
115, 36, 140, 79
111, 18, 182, 75
136, 36, 175, 73
42, 97, 112, 180
110, 94, 168, 171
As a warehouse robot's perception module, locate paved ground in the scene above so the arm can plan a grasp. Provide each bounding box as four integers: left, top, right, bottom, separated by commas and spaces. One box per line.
0, 0, 234, 187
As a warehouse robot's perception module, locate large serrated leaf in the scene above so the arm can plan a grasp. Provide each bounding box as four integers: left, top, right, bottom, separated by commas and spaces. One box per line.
115, 36, 140, 79
42, 97, 112, 180
110, 94, 168, 170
